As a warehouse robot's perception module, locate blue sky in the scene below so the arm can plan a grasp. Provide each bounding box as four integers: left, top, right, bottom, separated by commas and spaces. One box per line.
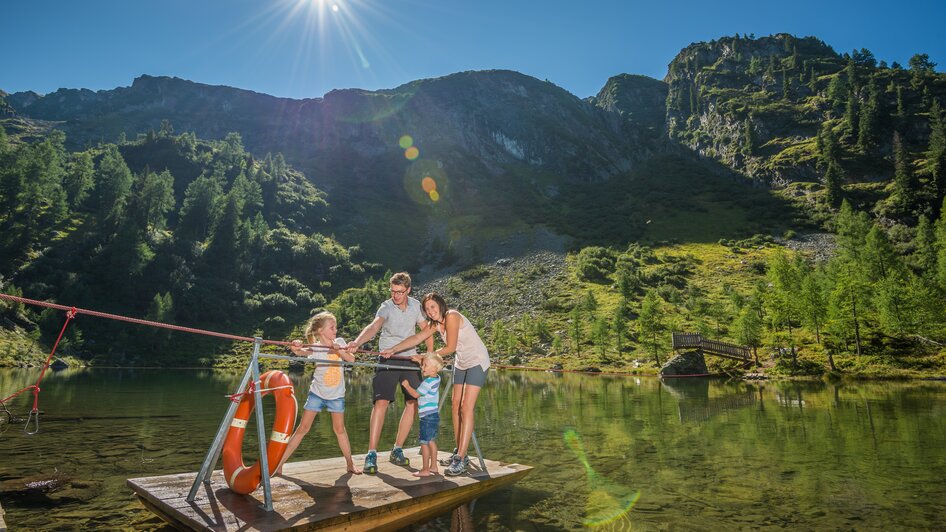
3, 0, 944, 99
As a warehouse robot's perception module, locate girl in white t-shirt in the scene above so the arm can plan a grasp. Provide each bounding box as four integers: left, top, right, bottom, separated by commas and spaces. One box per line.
276, 312, 362, 475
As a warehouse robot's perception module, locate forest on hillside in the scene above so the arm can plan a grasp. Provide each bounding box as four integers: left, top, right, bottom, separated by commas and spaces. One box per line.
0, 126, 383, 365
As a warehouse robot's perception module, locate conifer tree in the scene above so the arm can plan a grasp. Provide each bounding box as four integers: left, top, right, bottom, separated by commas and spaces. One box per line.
747, 56, 762, 77
742, 117, 757, 155
927, 100, 946, 211
835, 200, 872, 264
845, 56, 861, 90
612, 305, 627, 355
766, 55, 777, 81
819, 124, 844, 206
203, 190, 244, 279
857, 79, 881, 152
591, 315, 609, 359
827, 77, 847, 114
892, 132, 919, 215
638, 290, 663, 366
135, 168, 176, 231
913, 215, 937, 275
827, 263, 866, 356
733, 306, 762, 365
909, 53, 936, 89
766, 250, 801, 366
569, 305, 583, 355
177, 175, 223, 244
893, 85, 907, 133
93, 145, 134, 225
844, 87, 861, 140
63, 151, 94, 208
824, 162, 844, 207
799, 264, 827, 344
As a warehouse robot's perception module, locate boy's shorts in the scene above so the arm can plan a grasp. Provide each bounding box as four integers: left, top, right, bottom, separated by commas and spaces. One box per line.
419, 413, 440, 444
304, 392, 344, 413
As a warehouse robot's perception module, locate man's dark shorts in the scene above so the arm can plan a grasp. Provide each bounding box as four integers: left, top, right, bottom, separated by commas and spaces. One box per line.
373, 359, 420, 403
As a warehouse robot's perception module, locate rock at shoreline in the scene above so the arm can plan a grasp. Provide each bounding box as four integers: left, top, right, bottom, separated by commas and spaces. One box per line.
660, 350, 708, 376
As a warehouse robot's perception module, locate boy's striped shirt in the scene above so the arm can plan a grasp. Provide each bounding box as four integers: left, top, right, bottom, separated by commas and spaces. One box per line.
417, 375, 441, 417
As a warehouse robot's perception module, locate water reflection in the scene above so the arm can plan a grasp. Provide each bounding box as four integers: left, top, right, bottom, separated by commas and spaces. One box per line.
660, 378, 758, 423
1, 368, 945, 529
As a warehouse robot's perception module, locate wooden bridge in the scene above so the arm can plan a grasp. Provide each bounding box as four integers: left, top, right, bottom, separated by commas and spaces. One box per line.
671, 332, 751, 362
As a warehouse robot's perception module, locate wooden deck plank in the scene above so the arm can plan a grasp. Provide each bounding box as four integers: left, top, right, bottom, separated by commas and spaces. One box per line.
128, 448, 530, 531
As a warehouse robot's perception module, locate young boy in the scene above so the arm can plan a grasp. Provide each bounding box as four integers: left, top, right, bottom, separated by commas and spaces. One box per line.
401, 352, 444, 476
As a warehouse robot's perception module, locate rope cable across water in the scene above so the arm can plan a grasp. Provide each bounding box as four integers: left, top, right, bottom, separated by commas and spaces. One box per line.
0, 292, 423, 433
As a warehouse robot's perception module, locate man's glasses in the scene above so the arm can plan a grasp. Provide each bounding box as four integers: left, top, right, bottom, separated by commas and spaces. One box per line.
390, 288, 408, 295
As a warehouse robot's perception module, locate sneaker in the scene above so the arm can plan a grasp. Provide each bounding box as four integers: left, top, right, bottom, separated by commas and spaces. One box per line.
364, 451, 378, 475
389, 447, 410, 467
445, 455, 468, 476
439, 447, 458, 466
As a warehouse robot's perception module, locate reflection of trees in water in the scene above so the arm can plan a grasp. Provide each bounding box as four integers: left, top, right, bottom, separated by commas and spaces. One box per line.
661, 378, 758, 423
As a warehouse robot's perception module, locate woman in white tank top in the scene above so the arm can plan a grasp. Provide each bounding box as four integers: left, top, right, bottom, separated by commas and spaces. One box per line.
380, 292, 490, 476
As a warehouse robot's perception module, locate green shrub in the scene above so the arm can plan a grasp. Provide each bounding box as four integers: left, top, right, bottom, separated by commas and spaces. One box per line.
576, 246, 618, 282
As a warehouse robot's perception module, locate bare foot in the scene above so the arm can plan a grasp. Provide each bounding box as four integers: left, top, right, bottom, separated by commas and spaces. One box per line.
413, 470, 433, 477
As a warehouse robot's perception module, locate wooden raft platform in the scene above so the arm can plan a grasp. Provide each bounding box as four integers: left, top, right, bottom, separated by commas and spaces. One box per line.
128, 448, 531, 531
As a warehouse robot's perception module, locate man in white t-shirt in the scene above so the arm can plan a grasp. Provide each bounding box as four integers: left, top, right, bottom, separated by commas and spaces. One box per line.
347, 272, 431, 474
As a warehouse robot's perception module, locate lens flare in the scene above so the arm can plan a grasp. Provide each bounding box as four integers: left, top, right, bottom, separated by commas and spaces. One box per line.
404, 146, 420, 160
564, 429, 640, 527
403, 159, 448, 205
399, 135, 414, 149
422, 176, 437, 193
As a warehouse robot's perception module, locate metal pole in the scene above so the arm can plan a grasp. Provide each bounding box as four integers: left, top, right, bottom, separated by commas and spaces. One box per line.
186, 351, 257, 502
470, 429, 486, 472
249, 339, 274, 512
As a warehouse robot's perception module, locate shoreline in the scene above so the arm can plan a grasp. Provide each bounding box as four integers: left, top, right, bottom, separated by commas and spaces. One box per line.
1, 362, 944, 382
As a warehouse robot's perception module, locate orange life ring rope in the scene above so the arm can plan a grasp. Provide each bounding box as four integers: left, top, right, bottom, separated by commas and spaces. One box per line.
222, 370, 297, 494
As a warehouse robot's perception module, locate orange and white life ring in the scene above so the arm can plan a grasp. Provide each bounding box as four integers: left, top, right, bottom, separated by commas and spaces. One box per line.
222, 370, 297, 494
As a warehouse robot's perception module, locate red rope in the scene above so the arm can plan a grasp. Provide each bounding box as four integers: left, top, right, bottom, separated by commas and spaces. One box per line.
0, 307, 76, 412
0, 293, 293, 347
227, 381, 256, 404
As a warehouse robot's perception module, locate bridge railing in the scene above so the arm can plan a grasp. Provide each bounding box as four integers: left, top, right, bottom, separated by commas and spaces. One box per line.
671, 332, 750, 361
671, 332, 702, 350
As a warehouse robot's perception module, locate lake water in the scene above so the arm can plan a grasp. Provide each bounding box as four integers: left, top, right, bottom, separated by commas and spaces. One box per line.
1, 368, 945, 530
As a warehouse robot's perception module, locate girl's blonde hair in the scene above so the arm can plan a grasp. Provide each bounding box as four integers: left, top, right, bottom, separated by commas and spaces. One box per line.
305, 311, 336, 343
